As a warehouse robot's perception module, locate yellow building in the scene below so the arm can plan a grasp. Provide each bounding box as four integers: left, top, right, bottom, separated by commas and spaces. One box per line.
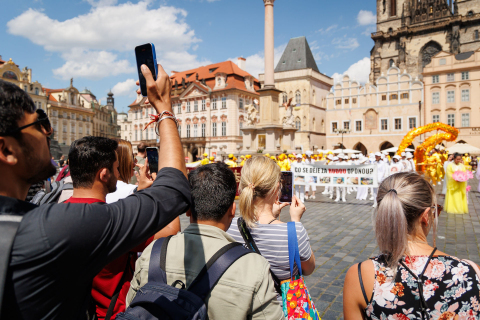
79, 89, 119, 139
423, 49, 480, 147
0, 56, 47, 112
325, 68, 424, 154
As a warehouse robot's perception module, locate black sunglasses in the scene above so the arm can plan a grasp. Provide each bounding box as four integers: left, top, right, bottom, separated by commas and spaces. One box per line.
0, 109, 52, 137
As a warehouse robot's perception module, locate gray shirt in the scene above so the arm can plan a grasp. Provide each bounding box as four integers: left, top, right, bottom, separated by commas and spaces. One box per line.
227, 218, 312, 281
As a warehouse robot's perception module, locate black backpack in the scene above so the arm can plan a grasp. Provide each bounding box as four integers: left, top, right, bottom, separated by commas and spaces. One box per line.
116, 236, 252, 320
30, 179, 73, 205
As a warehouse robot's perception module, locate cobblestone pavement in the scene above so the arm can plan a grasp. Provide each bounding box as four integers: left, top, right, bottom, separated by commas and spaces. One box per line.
179, 180, 480, 320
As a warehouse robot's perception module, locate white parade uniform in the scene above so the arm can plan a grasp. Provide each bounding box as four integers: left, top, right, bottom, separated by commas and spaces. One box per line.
373, 160, 387, 207
304, 158, 316, 195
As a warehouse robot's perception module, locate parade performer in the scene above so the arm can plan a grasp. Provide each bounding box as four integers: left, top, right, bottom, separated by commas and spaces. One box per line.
277, 154, 291, 171
200, 153, 210, 166
225, 154, 237, 168
463, 153, 472, 171
329, 156, 339, 200
239, 155, 246, 167
304, 151, 316, 199
425, 151, 438, 185
442, 154, 454, 195
322, 155, 334, 196
406, 152, 415, 172
335, 155, 349, 202
445, 153, 469, 214
356, 157, 369, 200
388, 155, 403, 175
373, 152, 387, 208
399, 152, 412, 172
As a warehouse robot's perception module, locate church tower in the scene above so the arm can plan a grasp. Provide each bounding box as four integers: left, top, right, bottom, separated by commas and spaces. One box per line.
107, 90, 114, 108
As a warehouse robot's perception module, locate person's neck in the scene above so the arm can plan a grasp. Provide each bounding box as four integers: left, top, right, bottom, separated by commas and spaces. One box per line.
194, 220, 231, 232
71, 184, 107, 202
137, 152, 146, 158
255, 199, 275, 222
0, 169, 31, 200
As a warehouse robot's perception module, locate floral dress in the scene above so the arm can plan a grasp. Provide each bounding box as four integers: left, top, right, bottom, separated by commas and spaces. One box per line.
365, 254, 480, 320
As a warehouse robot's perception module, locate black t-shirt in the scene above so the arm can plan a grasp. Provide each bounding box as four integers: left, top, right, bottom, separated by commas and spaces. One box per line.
0, 167, 191, 320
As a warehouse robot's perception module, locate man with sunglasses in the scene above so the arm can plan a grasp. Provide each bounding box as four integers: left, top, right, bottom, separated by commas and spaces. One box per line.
0, 63, 191, 320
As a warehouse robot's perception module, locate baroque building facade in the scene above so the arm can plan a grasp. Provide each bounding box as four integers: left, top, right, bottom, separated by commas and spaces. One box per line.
370, 0, 480, 83
423, 48, 480, 146
325, 67, 424, 154
124, 59, 260, 159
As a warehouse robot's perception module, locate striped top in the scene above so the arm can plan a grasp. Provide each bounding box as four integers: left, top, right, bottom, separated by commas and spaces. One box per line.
226, 218, 312, 281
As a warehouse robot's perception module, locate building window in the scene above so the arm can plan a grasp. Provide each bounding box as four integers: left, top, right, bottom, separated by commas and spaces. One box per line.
390, 0, 396, 16
24, 86, 27, 92
212, 98, 217, 110
178, 103, 182, 114
217, 77, 221, 85
87, 116, 90, 122
296, 118, 301, 130
332, 122, 338, 132
345, 98, 349, 104
462, 113, 470, 127
381, 119, 388, 131
408, 117, 416, 129
239, 98, 244, 109
382, 95, 387, 101
71, 124, 75, 133
201, 123, 206, 137
202, 99, 206, 111
135, 130, 138, 141
462, 89, 470, 102
432, 114, 440, 123
446, 73, 454, 82
401, 93, 409, 99
432, 75, 439, 84
295, 91, 301, 105
193, 101, 198, 112
186, 124, 191, 138
432, 92, 440, 104
187, 101, 191, 113
389, 59, 394, 67
447, 114, 455, 127
335, 99, 341, 105
212, 122, 217, 137
35, 88, 39, 95
63, 124, 67, 133
390, 94, 398, 100
355, 120, 362, 132
239, 122, 243, 136
222, 97, 227, 109
447, 90, 455, 103
71, 113, 76, 120
221, 122, 226, 136
193, 124, 198, 137
343, 121, 350, 130
462, 72, 469, 80
439, 59, 446, 65
282, 93, 288, 104
475, 30, 479, 40
394, 118, 402, 130
352, 98, 357, 104
86, 127, 90, 135
178, 125, 181, 137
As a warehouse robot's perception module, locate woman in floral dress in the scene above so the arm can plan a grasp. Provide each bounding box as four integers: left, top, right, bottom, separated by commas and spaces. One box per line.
343, 172, 480, 320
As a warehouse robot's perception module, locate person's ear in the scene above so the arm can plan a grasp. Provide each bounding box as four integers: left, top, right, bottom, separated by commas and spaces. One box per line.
421, 207, 430, 225
0, 138, 19, 166
230, 202, 236, 219
98, 168, 110, 183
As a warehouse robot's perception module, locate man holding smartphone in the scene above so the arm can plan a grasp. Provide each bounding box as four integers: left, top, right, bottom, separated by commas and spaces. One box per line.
0, 62, 190, 320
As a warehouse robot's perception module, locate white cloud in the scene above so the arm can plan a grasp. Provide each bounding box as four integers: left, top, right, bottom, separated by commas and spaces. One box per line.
7, 1, 206, 79
112, 79, 137, 97
316, 24, 338, 35
332, 37, 359, 50
357, 10, 376, 26
229, 43, 287, 79
362, 26, 376, 36
331, 57, 371, 85
53, 49, 135, 80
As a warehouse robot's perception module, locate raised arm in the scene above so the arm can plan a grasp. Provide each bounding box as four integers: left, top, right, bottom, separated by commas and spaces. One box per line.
139, 63, 187, 178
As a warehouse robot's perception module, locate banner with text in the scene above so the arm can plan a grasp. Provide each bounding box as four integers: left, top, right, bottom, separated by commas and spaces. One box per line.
292, 163, 378, 188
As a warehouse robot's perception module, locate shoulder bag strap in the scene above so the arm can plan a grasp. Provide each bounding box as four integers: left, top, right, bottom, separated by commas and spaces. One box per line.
287, 221, 302, 278
357, 262, 369, 305
237, 218, 282, 293
104, 252, 134, 320
188, 242, 251, 301
0, 215, 22, 315
148, 236, 173, 283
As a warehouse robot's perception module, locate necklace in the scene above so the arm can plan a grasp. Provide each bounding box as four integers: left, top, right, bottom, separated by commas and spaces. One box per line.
267, 218, 277, 224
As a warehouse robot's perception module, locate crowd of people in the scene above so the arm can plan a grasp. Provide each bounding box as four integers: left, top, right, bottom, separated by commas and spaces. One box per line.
0, 61, 479, 320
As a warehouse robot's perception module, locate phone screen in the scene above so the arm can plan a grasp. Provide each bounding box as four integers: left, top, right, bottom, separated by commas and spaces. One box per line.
146, 147, 159, 175
279, 171, 293, 203
135, 43, 158, 97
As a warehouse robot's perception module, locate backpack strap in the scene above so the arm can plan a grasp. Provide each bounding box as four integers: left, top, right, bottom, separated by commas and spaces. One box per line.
148, 236, 173, 283
188, 242, 251, 301
105, 252, 134, 320
357, 262, 369, 305
0, 215, 22, 314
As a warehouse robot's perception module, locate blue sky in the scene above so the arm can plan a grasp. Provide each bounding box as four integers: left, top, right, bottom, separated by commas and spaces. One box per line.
1, 0, 377, 113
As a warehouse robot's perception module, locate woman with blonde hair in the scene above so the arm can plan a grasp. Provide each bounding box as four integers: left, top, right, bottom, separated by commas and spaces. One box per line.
106, 139, 137, 203
343, 172, 480, 320
227, 156, 316, 294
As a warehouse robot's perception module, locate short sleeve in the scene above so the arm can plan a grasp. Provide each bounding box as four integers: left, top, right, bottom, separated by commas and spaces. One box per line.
295, 222, 312, 262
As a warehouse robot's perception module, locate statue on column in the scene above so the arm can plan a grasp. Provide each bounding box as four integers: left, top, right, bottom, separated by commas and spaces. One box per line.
282, 98, 295, 128
245, 103, 258, 126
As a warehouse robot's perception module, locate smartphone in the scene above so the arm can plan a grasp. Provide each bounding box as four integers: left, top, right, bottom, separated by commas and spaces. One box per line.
146, 147, 159, 175
135, 43, 158, 97
279, 171, 293, 203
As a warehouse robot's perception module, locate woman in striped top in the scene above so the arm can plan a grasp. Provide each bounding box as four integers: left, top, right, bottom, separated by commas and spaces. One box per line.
226, 156, 316, 283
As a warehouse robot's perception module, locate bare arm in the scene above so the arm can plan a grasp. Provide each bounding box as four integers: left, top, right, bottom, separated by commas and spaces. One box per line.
301, 252, 316, 276
140, 64, 187, 178
343, 261, 374, 320
153, 217, 181, 239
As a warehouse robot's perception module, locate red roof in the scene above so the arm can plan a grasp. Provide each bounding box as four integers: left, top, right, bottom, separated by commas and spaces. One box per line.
43, 88, 59, 102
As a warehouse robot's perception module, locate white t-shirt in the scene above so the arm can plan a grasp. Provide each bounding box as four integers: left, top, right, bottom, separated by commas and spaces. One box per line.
106, 180, 137, 204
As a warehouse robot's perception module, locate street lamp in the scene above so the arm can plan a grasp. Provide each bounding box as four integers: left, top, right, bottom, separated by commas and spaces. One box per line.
334, 128, 350, 150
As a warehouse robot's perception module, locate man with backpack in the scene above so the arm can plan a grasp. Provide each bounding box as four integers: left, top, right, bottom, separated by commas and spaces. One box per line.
0, 63, 191, 319
125, 163, 284, 320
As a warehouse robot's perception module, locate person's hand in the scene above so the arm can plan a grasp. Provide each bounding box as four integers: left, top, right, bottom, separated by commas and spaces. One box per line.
272, 201, 289, 218
136, 63, 172, 113
136, 158, 154, 191
289, 195, 306, 222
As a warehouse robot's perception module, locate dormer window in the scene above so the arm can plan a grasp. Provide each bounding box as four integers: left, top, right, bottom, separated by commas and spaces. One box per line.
209, 68, 218, 73
217, 77, 221, 85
